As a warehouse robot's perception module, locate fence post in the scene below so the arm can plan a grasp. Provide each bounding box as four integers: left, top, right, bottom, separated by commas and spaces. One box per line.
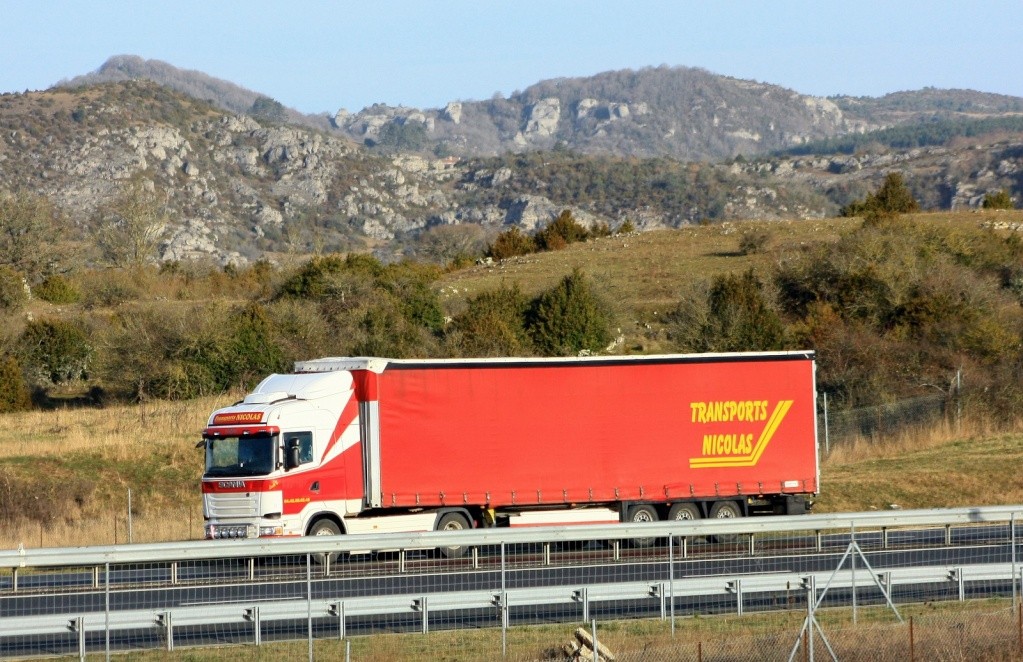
127, 489, 133, 544
501, 542, 507, 658
307, 554, 313, 662
851, 523, 857, 625
955, 369, 962, 434
822, 391, 829, 455
669, 535, 676, 638
105, 562, 111, 661
1012, 514, 1018, 609
909, 616, 915, 662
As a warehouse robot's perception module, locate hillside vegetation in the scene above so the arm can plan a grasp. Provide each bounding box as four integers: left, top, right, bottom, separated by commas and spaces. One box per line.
2, 203, 1023, 546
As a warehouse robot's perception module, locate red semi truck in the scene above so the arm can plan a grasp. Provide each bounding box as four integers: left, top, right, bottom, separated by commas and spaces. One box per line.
200, 352, 818, 547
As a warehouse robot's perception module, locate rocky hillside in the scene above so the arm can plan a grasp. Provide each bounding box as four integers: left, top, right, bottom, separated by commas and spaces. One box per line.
2, 79, 1022, 266
64, 57, 1023, 163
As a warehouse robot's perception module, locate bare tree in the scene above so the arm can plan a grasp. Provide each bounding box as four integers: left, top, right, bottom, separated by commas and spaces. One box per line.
0, 191, 66, 281
95, 181, 166, 268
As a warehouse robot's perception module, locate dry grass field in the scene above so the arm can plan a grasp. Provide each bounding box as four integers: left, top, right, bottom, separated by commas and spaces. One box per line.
115, 600, 1023, 661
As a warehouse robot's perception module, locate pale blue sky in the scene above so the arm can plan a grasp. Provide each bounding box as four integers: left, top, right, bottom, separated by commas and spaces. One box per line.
3, 1, 1021, 114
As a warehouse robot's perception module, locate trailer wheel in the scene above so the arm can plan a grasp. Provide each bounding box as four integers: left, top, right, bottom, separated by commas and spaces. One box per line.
436, 512, 471, 559
668, 503, 701, 521
708, 501, 742, 543
308, 518, 342, 565
626, 504, 660, 548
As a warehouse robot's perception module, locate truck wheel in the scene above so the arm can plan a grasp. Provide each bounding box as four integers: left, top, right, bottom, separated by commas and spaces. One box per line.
668, 503, 701, 521
708, 501, 742, 543
309, 519, 341, 565
626, 504, 659, 548
436, 512, 471, 559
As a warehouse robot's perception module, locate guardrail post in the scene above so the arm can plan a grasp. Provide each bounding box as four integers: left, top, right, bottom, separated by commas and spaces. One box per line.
881, 527, 889, 549
472, 546, 480, 570
949, 568, 964, 601
330, 601, 346, 639
498, 590, 509, 657
612, 540, 621, 562
729, 579, 743, 616
399, 549, 406, 574
543, 542, 551, 566
248, 558, 255, 581
574, 587, 590, 622
92, 566, 99, 589
815, 530, 822, 552
245, 606, 261, 646
681, 536, 688, 559
748, 534, 756, 556
414, 596, 429, 634
170, 561, 178, 585
159, 611, 174, 651
11, 567, 16, 592
70, 615, 85, 661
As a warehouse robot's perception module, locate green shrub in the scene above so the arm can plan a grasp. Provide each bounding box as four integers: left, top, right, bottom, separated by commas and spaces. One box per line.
0, 356, 31, 412
617, 219, 636, 234
982, 189, 1014, 210
840, 172, 919, 224
351, 299, 442, 358
738, 229, 771, 255
277, 254, 371, 300
224, 303, 288, 386
707, 268, 785, 354
535, 210, 589, 251
447, 285, 532, 357
18, 318, 92, 385
0, 266, 28, 311
486, 227, 536, 260
34, 274, 82, 304
526, 269, 615, 355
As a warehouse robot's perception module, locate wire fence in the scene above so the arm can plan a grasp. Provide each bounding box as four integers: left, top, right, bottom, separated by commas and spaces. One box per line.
818, 392, 953, 453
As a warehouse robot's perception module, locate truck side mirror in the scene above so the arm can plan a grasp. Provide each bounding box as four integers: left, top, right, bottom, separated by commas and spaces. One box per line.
284, 437, 301, 471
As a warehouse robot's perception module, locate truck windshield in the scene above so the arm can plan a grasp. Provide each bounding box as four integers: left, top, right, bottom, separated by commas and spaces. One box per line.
204, 434, 276, 477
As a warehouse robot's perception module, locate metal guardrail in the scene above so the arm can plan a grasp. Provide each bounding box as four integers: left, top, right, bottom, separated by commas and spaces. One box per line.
0, 505, 1018, 569
0, 505, 1020, 656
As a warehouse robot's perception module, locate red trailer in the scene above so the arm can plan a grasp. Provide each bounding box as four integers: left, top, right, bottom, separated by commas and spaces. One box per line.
200, 352, 818, 546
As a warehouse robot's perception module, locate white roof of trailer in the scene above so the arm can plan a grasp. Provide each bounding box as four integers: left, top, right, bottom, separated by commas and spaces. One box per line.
294, 351, 814, 374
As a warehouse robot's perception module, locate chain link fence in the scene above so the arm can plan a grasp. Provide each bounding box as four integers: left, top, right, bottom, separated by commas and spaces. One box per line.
818, 392, 954, 454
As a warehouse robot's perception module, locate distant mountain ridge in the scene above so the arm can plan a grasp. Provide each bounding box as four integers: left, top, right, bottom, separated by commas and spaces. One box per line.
58, 54, 334, 132
59, 56, 1023, 163
1, 57, 1016, 267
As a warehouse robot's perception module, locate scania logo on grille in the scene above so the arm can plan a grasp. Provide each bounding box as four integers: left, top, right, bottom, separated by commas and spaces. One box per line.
218, 480, 246, 489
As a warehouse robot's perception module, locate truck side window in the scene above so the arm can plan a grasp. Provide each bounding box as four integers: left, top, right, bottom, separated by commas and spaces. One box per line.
288, 431, 314, 465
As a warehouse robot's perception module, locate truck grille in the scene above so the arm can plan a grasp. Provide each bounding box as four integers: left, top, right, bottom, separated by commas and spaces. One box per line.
206, 492, 259, 519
